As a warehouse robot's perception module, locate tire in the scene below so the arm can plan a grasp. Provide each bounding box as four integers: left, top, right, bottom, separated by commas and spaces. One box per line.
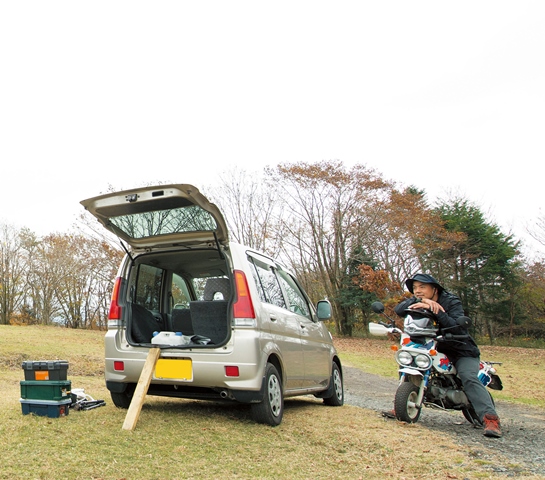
462, 390, 495, 426
251, 363, 284, 426
394, 381, 421, 423
110, 385, 135, 409
323, 363, 344, 406
462, 406, 481, 425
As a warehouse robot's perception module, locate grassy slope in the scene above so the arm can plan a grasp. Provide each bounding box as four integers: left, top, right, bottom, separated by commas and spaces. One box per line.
0, 325, 542, 480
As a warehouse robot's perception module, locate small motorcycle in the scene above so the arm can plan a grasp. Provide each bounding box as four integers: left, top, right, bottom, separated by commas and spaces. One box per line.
369, 301, 502, 425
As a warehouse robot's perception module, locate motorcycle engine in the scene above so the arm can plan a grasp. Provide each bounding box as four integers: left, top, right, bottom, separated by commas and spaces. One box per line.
428, 377, 470, 409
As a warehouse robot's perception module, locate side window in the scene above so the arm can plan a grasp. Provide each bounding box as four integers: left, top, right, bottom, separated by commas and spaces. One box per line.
171, 273, 191, 309
276, 269, 311, 319
134, 264, 163, 312
248, 256, 286, 309
193, 278, 207, 300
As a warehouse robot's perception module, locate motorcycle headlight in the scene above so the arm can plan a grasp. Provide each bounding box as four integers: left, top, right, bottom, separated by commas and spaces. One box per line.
396, 351, 413, 366
414, 354, 432, 369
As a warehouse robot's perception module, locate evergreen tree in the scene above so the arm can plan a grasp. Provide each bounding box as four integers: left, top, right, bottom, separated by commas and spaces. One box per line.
424, 197, 521, 343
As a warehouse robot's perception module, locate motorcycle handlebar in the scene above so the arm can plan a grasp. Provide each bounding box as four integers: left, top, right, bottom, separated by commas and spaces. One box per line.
380, 320, 402, 335
437, 333, 469, 341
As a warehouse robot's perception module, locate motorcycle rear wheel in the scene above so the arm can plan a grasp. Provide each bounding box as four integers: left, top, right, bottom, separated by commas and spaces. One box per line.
395, 381, 421, 423
462, 406, 481, 425
462, 390, 495, 426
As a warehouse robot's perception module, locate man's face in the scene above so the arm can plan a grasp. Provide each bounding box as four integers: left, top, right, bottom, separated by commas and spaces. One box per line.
412, 281, 436, 299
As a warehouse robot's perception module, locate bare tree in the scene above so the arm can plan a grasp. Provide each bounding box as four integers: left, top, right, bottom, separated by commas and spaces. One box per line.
368, 187, 461, 286
268, 160, 391, 335
21, 230, 62, 325
206, 168, 284, 257
527, 211, 545, 257
0, 224, 28, 324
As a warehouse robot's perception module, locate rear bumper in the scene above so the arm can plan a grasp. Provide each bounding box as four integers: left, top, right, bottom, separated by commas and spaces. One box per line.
105, 328, 268, 398
106, 379, 265, 404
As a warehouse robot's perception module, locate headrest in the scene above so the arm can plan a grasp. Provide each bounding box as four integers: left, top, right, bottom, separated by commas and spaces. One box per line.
203, 278, 231, 301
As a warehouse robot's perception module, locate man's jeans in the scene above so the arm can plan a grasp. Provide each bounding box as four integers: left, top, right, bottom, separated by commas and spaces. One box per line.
455, 356, 497, 421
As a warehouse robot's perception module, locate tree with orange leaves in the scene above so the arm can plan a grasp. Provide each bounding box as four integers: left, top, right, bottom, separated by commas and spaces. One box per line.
267, 160, 392, 335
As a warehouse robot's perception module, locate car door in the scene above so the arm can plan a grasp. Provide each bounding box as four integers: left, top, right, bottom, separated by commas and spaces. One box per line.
276, 269, 331, 388
247, 255, 304, 390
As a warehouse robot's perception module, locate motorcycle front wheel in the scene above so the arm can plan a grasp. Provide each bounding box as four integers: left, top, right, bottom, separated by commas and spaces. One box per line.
394, 381, 421, 423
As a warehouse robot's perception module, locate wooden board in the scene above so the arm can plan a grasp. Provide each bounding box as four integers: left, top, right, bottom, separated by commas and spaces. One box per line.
122, 348, 161, 431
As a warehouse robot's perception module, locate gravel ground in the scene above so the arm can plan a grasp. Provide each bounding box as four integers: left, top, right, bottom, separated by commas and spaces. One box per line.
343, 366, 545, 478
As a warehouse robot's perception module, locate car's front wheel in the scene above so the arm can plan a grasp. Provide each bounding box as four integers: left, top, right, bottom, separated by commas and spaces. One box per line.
323, 362, 344, 406
251, 363, 284, 426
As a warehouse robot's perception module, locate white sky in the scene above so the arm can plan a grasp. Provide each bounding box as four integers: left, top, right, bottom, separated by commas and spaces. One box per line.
1, 1, 544, 257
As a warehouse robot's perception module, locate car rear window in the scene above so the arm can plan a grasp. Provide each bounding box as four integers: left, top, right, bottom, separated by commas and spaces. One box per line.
109, 205, 217, 240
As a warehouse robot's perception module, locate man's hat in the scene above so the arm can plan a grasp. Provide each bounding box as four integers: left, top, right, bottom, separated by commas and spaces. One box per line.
405, 273, 444, 294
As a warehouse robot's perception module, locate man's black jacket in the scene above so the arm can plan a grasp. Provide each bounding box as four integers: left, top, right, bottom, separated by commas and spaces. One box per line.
394, 290, 480, 362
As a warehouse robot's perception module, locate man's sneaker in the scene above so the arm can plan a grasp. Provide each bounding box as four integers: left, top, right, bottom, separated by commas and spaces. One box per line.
483, 414, 502, 438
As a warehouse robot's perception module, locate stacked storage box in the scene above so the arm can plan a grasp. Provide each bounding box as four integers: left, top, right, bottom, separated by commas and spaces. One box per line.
20, 361, 71, 418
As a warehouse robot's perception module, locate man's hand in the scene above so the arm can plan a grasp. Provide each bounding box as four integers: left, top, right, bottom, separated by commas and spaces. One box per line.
410, 299, 445, 315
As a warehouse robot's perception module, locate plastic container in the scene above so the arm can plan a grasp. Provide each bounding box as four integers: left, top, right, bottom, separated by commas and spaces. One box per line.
22, 360, 69, 381
20, 380, 72, 401
151, 331, 191, 346
20, 398, 72, 418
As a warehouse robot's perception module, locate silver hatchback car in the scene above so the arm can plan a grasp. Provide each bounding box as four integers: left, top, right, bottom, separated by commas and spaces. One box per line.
81, 184, 343, 425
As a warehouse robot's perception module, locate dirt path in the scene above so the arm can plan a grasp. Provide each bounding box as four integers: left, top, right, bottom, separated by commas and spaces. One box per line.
343, 366, 545, 477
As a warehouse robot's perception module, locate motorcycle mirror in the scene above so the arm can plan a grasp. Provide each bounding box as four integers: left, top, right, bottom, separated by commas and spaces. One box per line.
371, 301, 384, 314
457, 316, 472, 328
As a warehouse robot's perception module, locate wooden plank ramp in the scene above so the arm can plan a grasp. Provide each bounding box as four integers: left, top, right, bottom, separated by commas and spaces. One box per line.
122, 347, 161, 431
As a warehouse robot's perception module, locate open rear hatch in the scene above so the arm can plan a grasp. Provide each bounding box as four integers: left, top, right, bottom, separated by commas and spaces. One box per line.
80, 184, 229, 250
81, 184, 232, 348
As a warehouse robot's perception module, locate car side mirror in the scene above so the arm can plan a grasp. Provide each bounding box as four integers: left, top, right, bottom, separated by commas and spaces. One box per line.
371, 301, 384, 314
316, 300, 332, 320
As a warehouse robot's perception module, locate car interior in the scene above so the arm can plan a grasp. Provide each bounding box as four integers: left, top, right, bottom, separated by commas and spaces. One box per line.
125, 248, 232, 346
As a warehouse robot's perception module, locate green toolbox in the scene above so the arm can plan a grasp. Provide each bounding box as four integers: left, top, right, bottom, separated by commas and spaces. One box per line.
20, 380, 71, 401
20, 398, 72, 418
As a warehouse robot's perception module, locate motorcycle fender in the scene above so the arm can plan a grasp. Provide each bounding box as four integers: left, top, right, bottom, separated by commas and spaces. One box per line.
398, 367, 423, 377
488, 373, 503, 391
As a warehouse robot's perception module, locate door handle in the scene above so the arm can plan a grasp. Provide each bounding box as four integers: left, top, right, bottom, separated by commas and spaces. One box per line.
270, 315, 277, 322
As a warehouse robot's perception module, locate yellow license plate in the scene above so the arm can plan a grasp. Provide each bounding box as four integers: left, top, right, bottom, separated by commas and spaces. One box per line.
154, 359, 193, 380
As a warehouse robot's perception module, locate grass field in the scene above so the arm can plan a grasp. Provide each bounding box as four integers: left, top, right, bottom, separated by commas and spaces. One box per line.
0, 325, 543, 480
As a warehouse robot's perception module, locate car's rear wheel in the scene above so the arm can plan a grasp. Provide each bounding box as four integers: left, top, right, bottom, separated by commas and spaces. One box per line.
110, 386, 135, 409
323, 362, 344, 406
251, 363, 283, 426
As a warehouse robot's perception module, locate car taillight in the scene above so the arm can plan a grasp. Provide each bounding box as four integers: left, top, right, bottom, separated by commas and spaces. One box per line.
108, 277, 122, 320
233, 270, 255, 319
